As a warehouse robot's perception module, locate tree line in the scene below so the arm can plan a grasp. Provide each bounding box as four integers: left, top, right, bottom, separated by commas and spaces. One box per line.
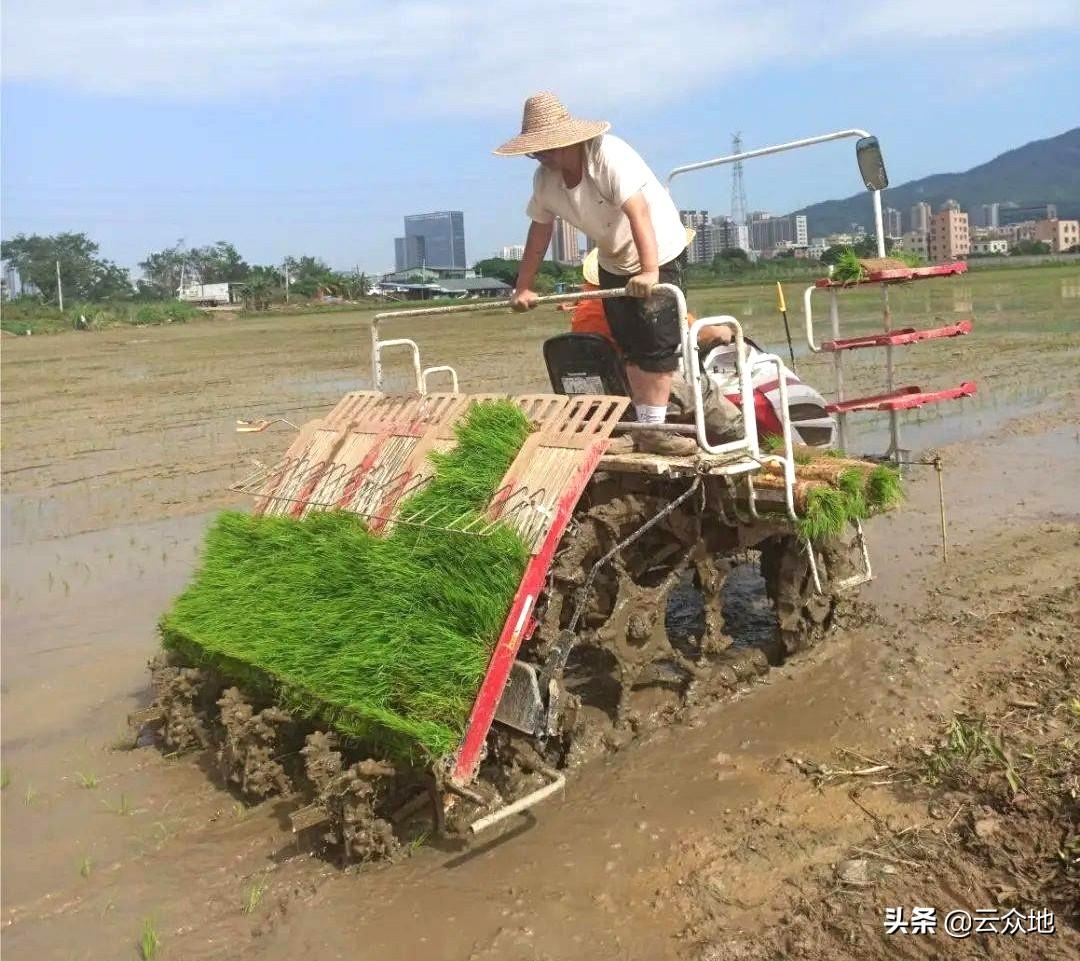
0, 232, 370, 308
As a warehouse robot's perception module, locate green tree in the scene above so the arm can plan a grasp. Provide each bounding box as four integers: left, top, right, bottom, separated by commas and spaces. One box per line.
285, 256, 334, 297
473, 257, 520, 284
1, 232, 132, 302
139, 240, 250, 298
1010, 239, 1052, 256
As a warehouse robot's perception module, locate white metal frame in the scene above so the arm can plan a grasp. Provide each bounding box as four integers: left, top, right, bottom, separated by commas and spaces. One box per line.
370, 287, 802, 525
667, 127, 896, 457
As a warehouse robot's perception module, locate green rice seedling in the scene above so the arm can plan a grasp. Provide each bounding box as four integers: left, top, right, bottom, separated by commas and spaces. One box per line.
831, 248, 865, 284
836, 467, 869, 521
161, 401, 533, 760
78, 855, 93, 878
1, 768, 10, 790
242, 879, 268, 915
76, 771, 100, 789
104, 793, 132, 815
796, 486, 851, 542
866, 464, 903, 509
24, 785, 38, 805
889, 248, 923, 267
140, 917, 160, 960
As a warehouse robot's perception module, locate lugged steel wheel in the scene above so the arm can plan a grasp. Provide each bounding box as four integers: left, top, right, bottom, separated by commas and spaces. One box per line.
760, 523, 860, 657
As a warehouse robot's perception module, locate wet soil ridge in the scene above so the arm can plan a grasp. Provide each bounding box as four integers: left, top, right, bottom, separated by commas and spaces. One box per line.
693, 583, 1080, 961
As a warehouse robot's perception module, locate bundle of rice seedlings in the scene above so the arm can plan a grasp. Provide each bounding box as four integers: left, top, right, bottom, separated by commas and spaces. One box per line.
796, 485, 851, 542
866, 464, 904, 509
161, 400, 533, 760
831, 248, 865, 284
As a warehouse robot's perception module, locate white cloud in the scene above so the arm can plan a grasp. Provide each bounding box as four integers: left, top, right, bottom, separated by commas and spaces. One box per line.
3, 0, 1077, 112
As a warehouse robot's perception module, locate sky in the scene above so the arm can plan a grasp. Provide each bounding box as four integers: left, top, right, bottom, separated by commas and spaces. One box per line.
3, 1, 1079, 277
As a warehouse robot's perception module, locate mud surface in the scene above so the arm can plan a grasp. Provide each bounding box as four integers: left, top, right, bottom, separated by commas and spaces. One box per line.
2, 266, 1079, 959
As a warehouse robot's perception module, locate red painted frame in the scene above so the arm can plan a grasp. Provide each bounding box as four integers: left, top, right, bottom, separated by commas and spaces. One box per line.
450, 439, 607, 784
826, 381, 977, 414
821, 319, 973, 352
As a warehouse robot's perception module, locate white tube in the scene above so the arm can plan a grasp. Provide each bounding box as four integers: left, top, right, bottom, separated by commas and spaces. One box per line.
802, 285, 822, 352
684, 314, 758, 458
469, 771, 566, 833
374, 337, 423, 392
667, 128, 871, 186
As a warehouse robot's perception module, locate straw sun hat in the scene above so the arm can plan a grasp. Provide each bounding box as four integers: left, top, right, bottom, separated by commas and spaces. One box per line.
494, 92, 610, 156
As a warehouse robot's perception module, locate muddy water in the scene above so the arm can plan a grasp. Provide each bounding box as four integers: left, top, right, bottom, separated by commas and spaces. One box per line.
2, 265, 1078, 960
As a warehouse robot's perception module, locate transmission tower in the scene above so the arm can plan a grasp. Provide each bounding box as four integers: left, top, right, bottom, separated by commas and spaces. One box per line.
730, 132, 748, 225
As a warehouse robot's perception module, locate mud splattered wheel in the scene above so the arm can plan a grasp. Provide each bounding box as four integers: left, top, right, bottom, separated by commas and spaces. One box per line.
760, 523, 860, 658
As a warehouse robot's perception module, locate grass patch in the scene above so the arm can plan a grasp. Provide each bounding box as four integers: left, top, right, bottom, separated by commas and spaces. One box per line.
1, 298, 202, 335
75, 770, 100, 789
79, 855, 93, 878
161, 401, 532, 760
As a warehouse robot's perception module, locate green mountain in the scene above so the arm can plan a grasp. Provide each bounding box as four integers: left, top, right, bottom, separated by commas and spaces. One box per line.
793, 128, 1080, 237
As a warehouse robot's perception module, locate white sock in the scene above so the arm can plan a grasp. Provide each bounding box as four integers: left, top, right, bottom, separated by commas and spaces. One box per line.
635, 404, 668, 425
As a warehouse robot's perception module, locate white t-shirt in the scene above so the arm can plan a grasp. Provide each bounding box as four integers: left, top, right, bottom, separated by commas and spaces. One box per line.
525, 134, 687, 276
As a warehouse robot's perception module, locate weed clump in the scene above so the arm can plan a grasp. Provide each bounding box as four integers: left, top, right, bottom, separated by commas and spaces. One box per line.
161, 401, 532, 760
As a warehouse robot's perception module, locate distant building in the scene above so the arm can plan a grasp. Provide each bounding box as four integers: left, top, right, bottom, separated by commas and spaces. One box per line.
807, 237, 829, 260
941, 198, 961, 213
793, 214, 808, 247
899, 231, 929, 259
929, 208, 970, 260
551, 216, 582, 265
970, 238, 1009, 256
1032, 219, 1080, 253
910, 201, 932, 233
679, 210, 714, 264
710, 216, 749, 252
748, 212, 793, 252
884, 207, 902, 239
1000, 203, 1057, 227
395, 211, 466, 270
973, 203, 1000, 229
500, 244, 526, 260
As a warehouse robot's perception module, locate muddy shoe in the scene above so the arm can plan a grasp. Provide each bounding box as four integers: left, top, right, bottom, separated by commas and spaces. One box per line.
634, 429, 699, 457
604, 434, 635, 454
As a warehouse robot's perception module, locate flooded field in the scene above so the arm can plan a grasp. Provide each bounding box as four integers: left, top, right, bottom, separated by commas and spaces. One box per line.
2, 263, 1078, 960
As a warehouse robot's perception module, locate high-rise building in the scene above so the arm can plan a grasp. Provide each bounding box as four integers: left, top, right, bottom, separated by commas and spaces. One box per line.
747, 212, 793, 252
974, 203, 1001, 229
551, 216, 582, 265
710, 216, 749, 252
910, 201, 932, 233
679, 210, 714, 264
394, 211, 466, 270
793, 214, 808, 247
884, 207, 902, 239
928, 208, 969, 261
500, 244, 526, 260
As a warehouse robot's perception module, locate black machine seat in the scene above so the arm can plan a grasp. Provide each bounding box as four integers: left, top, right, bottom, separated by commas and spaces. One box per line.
543, 334, 633, 416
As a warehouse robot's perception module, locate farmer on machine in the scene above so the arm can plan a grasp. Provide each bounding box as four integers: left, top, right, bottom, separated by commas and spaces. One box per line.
496, 92, 702, 455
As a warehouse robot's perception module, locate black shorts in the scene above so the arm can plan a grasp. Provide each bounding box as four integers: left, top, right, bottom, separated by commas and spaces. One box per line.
597, 253, 686, 373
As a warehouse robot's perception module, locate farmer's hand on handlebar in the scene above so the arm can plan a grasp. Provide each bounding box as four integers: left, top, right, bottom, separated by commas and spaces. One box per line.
626, 268, 659, 299
510, 289, 540, 312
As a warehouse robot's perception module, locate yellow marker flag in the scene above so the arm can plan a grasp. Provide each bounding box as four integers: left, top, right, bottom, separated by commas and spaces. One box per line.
775, 281, 787, 313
